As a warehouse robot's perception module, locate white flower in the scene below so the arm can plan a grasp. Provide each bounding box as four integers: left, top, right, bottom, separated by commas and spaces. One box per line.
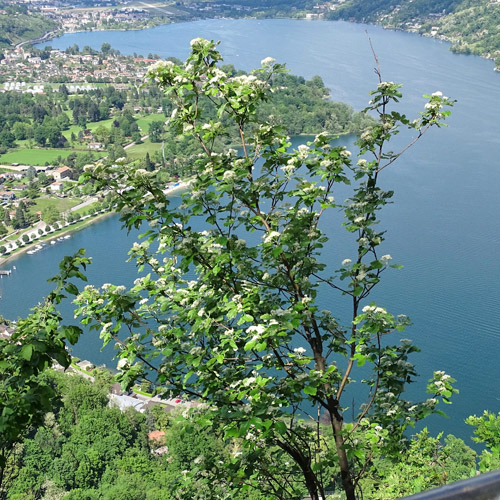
263, 231, 280, 244
297, 144, 309, 159
261, 56, 276, 66
190, 37, 206, 47
232, 74, 258, 85
377, 81, 395, 89
432, 91, 443, 97
380, 254, 392, 265
209, 68, 226, 83
246, 324, 266, 335
117, 358, 129, 370
134, 168, 148, 178
341, 259, 352, 266
281, 161, 296, 176
222, 170, 237, 181
293, 347, 306, 355
147, 60, 175, 74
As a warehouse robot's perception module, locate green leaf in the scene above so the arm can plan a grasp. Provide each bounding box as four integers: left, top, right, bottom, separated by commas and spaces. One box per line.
225, 426, 241, 438
304, 386, 317, 396
65, 283, 79, 296
20, 344, 33, 361
60, 325, 83, 345
274, 421, 287, 435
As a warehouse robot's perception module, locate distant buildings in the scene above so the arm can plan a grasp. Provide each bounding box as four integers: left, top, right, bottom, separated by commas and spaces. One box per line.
52, 166, 72, 181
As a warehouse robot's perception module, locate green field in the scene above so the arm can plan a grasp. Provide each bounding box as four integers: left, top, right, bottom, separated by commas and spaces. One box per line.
30, 196, 83, 214
62, 118, 115, 141
60, 114, 164, 144
136, 113, 165, 133
126, 139, 162, 161
0, 149, 106, 165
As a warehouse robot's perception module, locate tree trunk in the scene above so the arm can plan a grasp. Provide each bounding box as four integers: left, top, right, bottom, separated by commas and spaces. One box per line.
329, 406, 356, 500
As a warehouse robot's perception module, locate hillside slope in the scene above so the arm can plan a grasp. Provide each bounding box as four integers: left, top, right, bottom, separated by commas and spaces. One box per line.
0, 4, 57, 48
327, 0, 500, 69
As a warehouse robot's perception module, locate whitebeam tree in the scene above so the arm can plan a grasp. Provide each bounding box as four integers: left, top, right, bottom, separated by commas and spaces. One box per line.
75, 39, 456, 499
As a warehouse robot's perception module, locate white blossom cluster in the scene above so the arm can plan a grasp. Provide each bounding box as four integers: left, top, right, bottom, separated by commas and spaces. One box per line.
377, 81, 396, 91
231, 74, 267, 91
362, 305, 387, 315
260, 56, 276, 67
281, 159, 297, 176
297, 144, 309, 160
147, 59, 175, 76
263, 231, 280, 244
189, 37, 211, 49
222, 169, 237, 182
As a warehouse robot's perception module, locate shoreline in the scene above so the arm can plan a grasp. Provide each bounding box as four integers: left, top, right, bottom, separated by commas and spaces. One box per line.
0, 211, 113, 267
28, 15, 499, 72
0, 181, 189, 268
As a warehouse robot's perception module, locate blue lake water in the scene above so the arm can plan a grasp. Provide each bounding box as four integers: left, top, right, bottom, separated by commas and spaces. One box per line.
3, 18, 497, 443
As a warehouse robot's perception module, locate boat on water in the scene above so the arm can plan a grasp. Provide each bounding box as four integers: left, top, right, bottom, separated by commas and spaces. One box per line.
27, 245, 44, 255
64, 235, 71, 239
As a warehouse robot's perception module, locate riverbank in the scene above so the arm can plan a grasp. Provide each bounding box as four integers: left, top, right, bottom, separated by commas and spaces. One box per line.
0, 181, 189, 268
0, 211, 112, 267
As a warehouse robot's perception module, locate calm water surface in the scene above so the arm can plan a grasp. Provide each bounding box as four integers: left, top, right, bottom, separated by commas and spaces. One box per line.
7, 18, 498, 441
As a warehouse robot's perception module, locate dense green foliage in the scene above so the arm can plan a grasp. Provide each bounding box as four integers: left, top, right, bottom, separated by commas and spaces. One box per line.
3, 35, 500, 500
0, 253, 89, 496
3, 371, 267, 500
0, 85, 128, 160
3, 364, 500, 499
434, 2, 500, 66
148, 67, 374, 177
328, 0, 461, 23
71, 40, 459, 500
259, 72, 373, 135
0, 3, 57, 48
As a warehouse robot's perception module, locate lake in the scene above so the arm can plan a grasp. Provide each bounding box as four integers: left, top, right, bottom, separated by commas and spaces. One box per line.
4, 18, 499, 442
